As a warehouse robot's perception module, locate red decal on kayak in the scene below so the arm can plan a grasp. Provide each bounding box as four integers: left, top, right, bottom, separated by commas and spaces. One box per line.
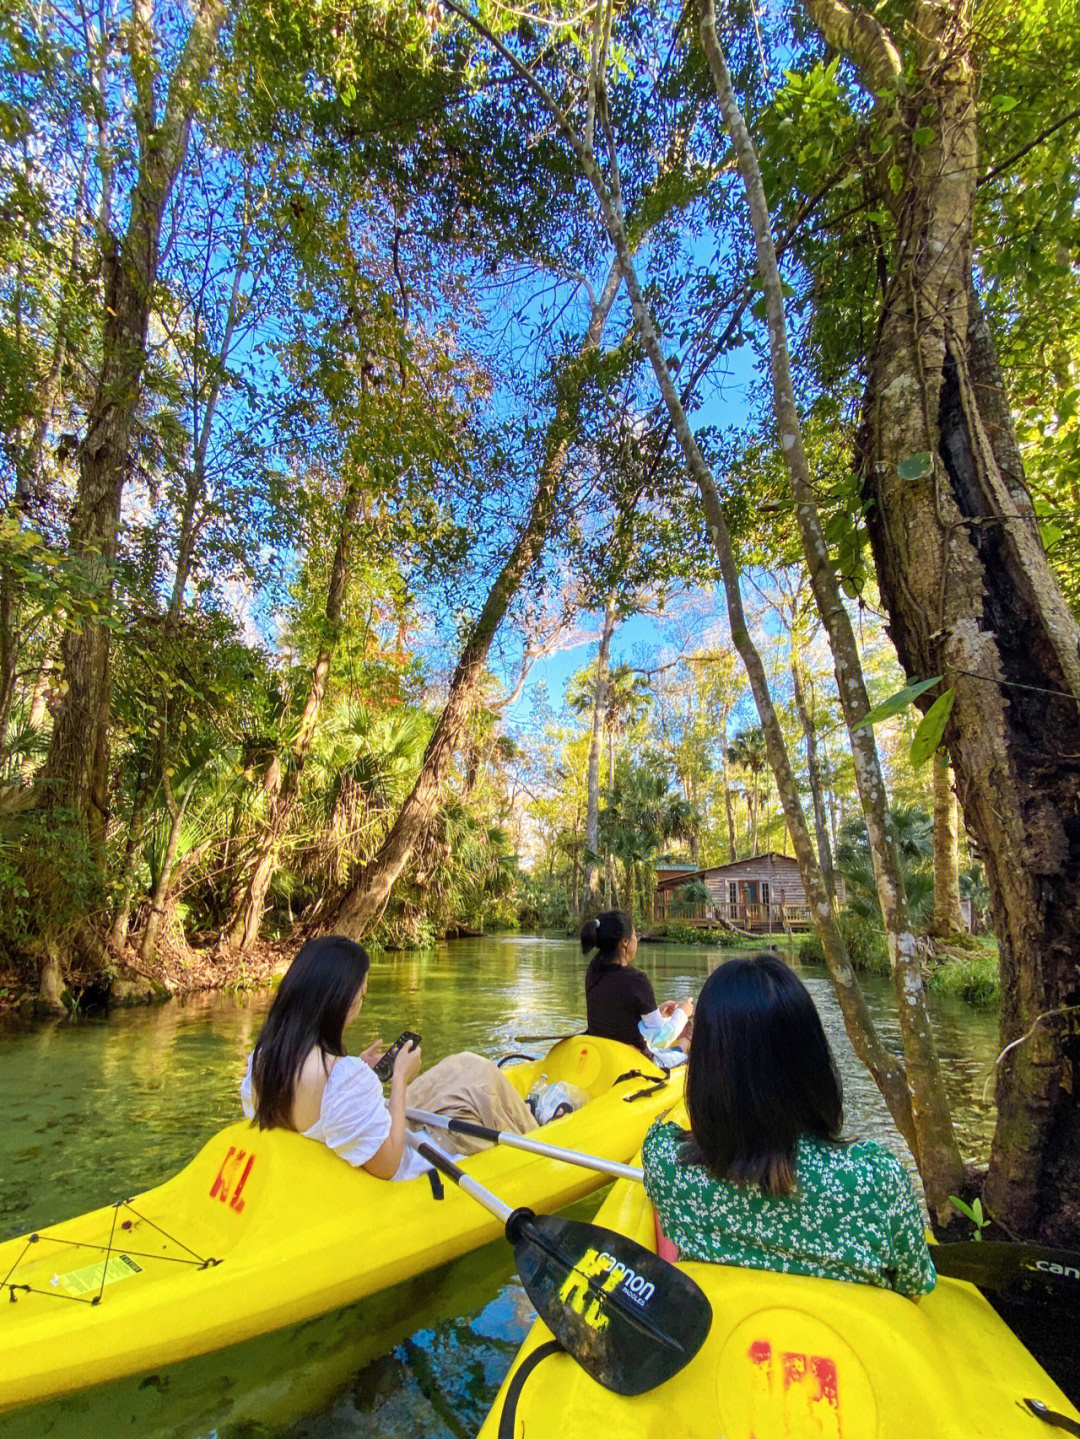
210, 1147, 237, 1201
748, 1340, 772, 1367
209, 1147, 256, 1211
747, 1343, 840, 1437
230, 1153, 255, 1212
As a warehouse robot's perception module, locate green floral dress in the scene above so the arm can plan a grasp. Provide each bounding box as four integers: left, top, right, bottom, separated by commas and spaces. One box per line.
641, 1120, 936, 1297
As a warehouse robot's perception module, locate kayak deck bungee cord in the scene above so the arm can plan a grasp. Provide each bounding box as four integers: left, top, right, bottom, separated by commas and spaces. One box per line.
480, 1115, 1080, 1439
0, 1036, 679, 1413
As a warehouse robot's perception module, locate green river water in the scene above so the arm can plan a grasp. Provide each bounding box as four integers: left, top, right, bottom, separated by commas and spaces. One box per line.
0, 935, 1000, 1439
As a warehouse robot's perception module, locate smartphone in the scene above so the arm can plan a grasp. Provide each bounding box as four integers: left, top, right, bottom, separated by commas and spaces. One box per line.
373, 1031, 421, 1083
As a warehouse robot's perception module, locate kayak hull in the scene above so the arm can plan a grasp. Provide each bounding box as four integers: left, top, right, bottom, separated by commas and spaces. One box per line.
0, 1037, 678, 1412
480, 1129, 1080, 1438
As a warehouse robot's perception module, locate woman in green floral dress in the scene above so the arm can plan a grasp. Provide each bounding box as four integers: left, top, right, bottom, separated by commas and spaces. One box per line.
641, 954, 936, 1298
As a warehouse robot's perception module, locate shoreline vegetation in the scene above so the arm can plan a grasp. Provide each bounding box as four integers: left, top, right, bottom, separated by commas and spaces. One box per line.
648, 920, 1001, 1007
0, 918, 1001, 1022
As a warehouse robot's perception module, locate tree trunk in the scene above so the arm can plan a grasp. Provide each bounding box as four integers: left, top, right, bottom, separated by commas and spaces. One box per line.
138, 776, 189, 963
930, 752, 964, 937
698, 0, 963, 1217
35, 0, 227, 858
0, 148, 92, 744
322, 263, 623, 940
227, 473, 366, 950
792, 659, 837, 905
804, 0, 1080, 1242
605, 703, 616, 905
585, 591, 617, 910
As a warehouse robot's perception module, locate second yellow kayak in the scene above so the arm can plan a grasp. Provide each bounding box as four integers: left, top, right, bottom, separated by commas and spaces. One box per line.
0, 1036, 679, 1414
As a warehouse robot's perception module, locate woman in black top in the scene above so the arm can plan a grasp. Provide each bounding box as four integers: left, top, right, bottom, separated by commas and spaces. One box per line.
582, 911, 693, 1053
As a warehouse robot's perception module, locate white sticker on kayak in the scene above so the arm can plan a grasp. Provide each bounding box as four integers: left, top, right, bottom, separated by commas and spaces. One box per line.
59, 1253, 143, 1297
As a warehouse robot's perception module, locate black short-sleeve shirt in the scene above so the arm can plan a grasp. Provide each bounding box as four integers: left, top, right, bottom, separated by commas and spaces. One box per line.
584, 960, 658, 1052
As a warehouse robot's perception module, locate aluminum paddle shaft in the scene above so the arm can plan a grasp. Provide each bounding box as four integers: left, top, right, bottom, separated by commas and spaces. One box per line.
406, 1108, 645, 1183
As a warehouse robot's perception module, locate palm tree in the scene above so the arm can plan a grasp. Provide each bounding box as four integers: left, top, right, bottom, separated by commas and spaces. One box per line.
601, 764, 698, 920
726, 725, 768, 855
835, 804, 934, 927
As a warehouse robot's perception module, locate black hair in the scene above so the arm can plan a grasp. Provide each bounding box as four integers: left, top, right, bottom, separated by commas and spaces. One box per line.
680, 953, 843, 1195
580, 910, 634, 964
250, 935, 371, 1131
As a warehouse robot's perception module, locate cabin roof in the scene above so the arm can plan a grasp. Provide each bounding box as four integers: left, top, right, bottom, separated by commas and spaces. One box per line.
654, 852, 800, 889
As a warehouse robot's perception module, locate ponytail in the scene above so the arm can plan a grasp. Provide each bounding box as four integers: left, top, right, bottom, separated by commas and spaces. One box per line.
580, 910, 634, 963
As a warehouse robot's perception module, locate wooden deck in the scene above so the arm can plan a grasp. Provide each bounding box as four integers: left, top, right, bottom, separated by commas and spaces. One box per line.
653, 899, 814, 933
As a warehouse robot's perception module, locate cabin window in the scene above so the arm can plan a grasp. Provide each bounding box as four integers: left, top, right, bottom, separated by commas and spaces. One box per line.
761, 882, 770, 908
728, 882, 737, 907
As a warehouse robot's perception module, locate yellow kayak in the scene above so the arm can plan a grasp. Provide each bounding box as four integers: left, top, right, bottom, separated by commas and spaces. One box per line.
0, 1036, 679, 1413
481, 1121, 1080, 1439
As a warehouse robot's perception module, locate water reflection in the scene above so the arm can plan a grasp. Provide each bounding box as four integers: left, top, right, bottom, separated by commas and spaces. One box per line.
0, 935, 1000, 1437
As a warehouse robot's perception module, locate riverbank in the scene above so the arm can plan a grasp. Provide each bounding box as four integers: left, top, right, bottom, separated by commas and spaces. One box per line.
643, 924, 775, 951
793, 916, 1000, 1007
0, 933, 291, 1020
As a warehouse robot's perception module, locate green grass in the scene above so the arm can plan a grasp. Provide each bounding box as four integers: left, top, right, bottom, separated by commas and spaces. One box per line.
926, 950, 1000, 1006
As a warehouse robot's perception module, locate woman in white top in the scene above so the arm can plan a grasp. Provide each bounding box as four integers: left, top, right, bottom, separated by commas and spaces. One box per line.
242, 934, 535, 1181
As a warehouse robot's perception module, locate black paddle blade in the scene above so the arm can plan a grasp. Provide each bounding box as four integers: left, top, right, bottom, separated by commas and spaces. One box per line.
510, 1213, 712, 1396
934, 1240, 1080, 1299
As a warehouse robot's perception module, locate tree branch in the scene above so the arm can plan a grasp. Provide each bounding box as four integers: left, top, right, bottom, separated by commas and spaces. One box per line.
801, 0, 903, 94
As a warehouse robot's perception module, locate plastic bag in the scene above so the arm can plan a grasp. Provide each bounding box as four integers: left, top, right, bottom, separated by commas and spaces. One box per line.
525, 1076, 591, 1125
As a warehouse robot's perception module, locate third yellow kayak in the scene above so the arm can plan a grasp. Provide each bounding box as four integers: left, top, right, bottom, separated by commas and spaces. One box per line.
481, 1125, 1079, 1438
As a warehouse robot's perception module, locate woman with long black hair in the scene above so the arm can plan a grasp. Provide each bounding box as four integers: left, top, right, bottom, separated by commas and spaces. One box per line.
581, 910, 692, 1055
242, 935, 535, 1180
641, 953, 935, 1297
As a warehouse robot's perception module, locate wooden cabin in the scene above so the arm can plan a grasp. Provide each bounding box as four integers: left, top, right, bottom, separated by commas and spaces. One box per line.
653, 852, 823, 932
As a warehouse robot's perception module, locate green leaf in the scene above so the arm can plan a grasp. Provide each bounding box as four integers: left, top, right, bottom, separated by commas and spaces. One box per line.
910, 688, 956, 766
912, 126, 935, 147
897, 451, 932, 481
887, 163, 904, 194
991, 95, 1018, 111
855, 676, 942, 729
1040, 521, 1064, 550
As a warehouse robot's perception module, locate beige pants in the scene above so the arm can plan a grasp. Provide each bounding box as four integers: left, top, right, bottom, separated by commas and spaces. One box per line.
406, 1052, 538, 1156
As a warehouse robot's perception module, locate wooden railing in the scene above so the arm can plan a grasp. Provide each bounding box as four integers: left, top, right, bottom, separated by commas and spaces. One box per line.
653, 896, 814, 931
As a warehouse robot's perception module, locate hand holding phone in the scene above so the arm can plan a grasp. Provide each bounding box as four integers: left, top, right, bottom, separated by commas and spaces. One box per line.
374, 1031, 421, 1083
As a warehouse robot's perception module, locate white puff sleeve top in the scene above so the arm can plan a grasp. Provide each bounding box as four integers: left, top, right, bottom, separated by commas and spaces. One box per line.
241, 1053, 434, 1181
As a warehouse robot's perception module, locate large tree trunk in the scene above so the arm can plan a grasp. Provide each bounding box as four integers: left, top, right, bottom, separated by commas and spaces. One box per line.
117, 223, 250, 960
806, 0, 1080, 1242
698, 0, 963, 1217
930, 752, 963, 937
0, 151, 91, 743
35, 0, 227, 858
322, 263, 622, 940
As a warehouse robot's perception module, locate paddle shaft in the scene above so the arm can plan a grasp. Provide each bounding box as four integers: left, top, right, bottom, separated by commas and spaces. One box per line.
410, 1140, 513, 1223
406, 1108, 645, 1183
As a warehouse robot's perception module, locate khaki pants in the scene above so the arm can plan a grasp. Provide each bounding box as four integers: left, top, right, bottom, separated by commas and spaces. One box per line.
406, 1052, 538, 1155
